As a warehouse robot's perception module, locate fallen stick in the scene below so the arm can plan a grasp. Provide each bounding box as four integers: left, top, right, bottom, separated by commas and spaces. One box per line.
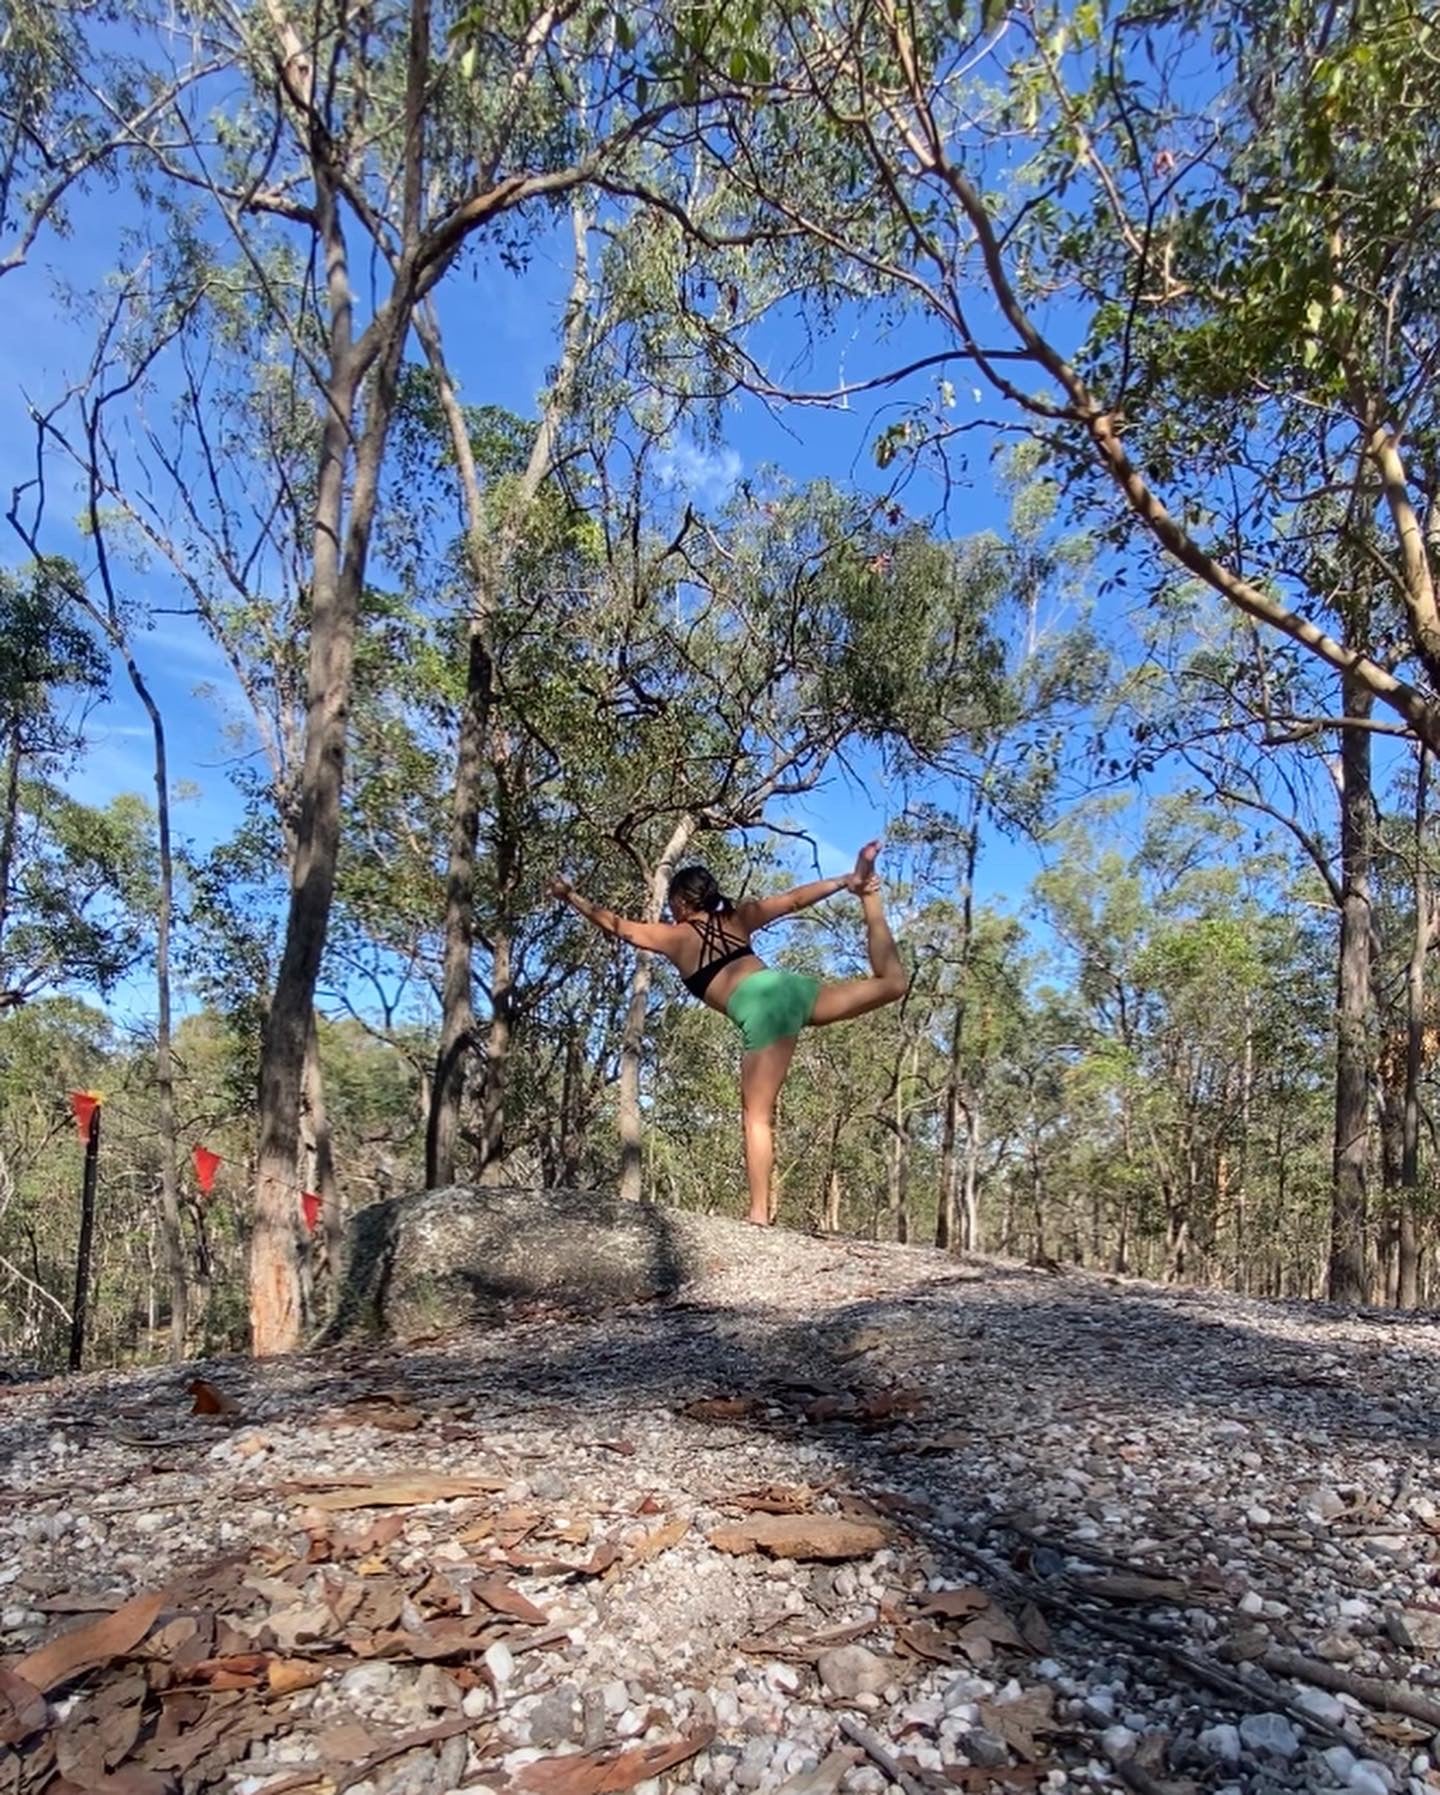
1003, 1518, 1180, 1583
1260, 1646, 1440, 1729
836, 1717, 931, 1795
1114, 1763, 1179, 1795
261, 1717, 480, 1795
929, 1524, 1391, 1770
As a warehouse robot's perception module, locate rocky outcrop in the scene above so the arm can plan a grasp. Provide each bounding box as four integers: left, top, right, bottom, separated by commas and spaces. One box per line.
323, 1185, 727, 1340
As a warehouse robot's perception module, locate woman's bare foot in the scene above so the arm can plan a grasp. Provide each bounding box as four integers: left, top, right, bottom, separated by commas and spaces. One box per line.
851, 839, 882, 889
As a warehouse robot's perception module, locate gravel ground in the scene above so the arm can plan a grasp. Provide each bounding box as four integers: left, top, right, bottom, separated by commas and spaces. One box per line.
3, 1219, 1440, 1795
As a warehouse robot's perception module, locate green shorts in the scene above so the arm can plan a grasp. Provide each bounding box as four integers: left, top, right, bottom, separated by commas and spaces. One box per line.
724, 969, 821, 1052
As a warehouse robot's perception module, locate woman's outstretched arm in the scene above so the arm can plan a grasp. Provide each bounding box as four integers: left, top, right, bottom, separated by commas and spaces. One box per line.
550, 878, 676, 952
736, 872, 859, 931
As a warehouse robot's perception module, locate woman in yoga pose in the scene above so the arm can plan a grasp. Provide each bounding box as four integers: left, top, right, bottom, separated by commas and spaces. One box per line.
550, 841, 907, 1224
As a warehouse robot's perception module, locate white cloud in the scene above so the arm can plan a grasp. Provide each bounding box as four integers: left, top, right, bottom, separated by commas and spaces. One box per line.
656, 438, 742, 505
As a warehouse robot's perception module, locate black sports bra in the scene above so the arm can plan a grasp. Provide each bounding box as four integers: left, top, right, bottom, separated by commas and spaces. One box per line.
681, 915, 754, 1000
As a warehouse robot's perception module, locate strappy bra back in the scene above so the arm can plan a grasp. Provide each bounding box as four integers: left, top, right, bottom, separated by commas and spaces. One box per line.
681, 912, 753, 1000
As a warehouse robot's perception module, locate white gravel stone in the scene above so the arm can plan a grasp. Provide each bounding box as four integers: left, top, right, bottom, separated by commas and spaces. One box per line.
1238, 1711, 1302, 1759
1099, 1725, 1137, 1761
815, 1645, 888, 1699
1293, 1684, 1349, 1725
478, 1640, 513, 1692
1197, 1724, 1242, 1764
338, 1664, 396, 1700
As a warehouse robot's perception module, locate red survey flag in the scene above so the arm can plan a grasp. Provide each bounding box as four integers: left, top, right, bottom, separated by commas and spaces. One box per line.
300, 1191, 322, 1233
192, 1144, 222, 1194
69, 1091, 102, 1143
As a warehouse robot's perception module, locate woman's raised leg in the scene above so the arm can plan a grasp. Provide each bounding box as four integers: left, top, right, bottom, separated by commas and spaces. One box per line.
809, 883, 908, 1026
739, 1036, 798, 1223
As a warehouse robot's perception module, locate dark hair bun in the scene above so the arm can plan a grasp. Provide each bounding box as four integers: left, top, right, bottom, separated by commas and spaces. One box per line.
668, 863, 732, 918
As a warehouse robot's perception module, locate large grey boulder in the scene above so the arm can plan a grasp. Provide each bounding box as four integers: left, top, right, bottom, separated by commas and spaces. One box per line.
323, 1185, 716, 1341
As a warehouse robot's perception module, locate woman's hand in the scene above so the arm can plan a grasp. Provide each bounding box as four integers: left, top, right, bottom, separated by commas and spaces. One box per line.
548, 875, 573, 901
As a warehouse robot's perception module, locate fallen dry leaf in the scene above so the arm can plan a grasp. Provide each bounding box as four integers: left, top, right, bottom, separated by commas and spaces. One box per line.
0, 1667, 47, 1745
707, 1514, 888, 1562
295, 1474, 505, 1510
896, 1621, 957, 1663
731, 1484, 816, 1515
804, 1395, 849, 1423
316, 1721, 380, 1758
325, 1400, 424, 1433
267, 1658, 327, 1694
34, 1593, 122, 1616
54, 1671, 146, 1787
187, 1377, 241, 1417
945, 1766, 1053, 1791
854, 1389, 920, 1425
472, 1578, 549, 1625
515, 1724, 714, 1792
507, 1541, 619, 1579
682, 1397, 759, 1423
494, 1504, 543, 1545
179, 1652, 270, 1687
1017, 1602, 1053, 1654
626, 1516, 689, 1565
50, 1771, 173, 1795
957, 1605, 1029, 1661
924, 1587, 991, 1620
14, 1588, 167, 1694
976, 1687, 1057, 1762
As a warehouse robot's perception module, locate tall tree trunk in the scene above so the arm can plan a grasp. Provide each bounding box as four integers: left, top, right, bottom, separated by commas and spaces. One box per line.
422, 202, 591, 1189
1400, 745, 1430, 1308
557, 1024, 584, 1186
1029, 1141, 1045, 1261
426, 613, 492, 1188
1235, 1003, 1253, 1290
477, 926, 513, 1181
885, 1046, 914, 1244
961, 1098, 982, 1252
824, 1165, 843, 1233
131, 654, 186, 1359
0, 724, 20, 954
618, 818, 696, 1202
302, 1012, 340, 1279
1328, 678, 1374, 1305
251, 174, 419, 1352
69, 1105, 100, 1370
253, 0, 440, 1352
936, 809, 979, 1247
936, 1008, 963, 1251
77, 399, 189, 1359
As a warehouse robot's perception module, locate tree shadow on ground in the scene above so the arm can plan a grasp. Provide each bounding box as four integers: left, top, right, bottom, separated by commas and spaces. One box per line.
7, 1245, 1440, 1787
